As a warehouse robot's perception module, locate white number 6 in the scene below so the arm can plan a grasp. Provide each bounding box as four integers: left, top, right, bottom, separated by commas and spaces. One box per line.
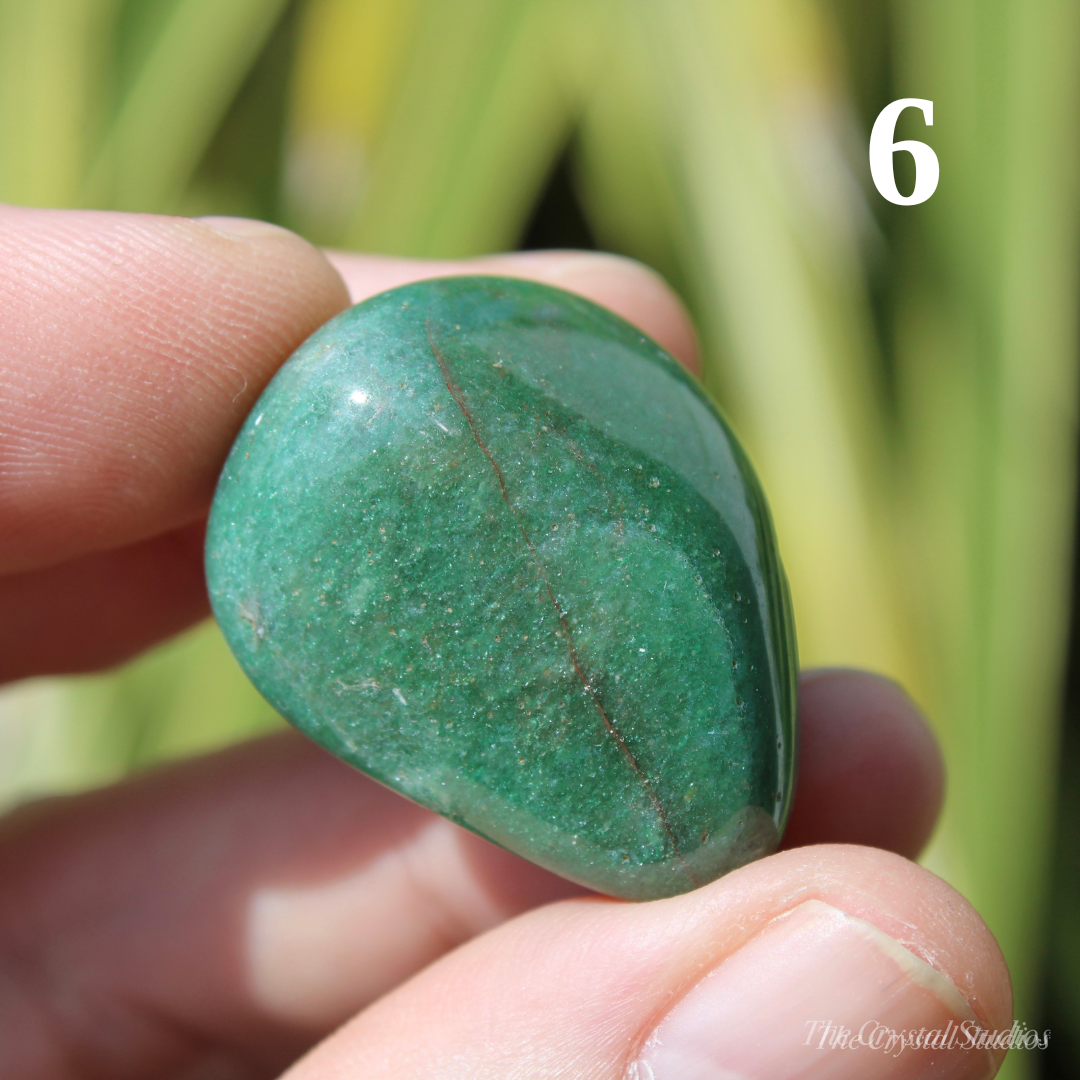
869, 98, 939, 205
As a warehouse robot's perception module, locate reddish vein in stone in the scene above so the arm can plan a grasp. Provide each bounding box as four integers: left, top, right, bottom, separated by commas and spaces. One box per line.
427, 322, 695, 883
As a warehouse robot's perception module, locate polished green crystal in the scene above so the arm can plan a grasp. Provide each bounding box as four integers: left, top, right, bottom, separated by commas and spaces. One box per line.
206, 276, 797, 900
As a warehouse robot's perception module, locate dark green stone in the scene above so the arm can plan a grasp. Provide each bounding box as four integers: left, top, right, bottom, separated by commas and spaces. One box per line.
206, 276, 797, 900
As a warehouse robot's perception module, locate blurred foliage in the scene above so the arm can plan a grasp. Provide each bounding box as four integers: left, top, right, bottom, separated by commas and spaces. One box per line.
1, 2, 1078, 1076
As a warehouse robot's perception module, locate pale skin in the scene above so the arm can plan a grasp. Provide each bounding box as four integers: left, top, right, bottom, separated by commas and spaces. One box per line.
0, 206, 1011, 1079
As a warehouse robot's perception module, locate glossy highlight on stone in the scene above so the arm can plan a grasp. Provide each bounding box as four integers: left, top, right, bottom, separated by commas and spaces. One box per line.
206, 276, 797, 900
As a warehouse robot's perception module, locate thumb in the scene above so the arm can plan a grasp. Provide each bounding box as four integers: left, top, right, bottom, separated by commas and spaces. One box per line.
283, 845, 1009, 1080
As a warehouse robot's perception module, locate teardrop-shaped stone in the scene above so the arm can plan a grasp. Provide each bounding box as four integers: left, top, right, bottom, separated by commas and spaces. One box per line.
206, 276, 797, 900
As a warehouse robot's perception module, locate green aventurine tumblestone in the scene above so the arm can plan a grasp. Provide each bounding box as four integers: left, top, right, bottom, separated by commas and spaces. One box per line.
206, 276, 797, 901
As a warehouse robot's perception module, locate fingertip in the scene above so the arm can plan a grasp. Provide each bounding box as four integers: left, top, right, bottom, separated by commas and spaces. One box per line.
196, 215, 307, 240
322, 250, 438, 306
323, 248, 701, 375
0, 519, 211, 681
180, 216, 351, 360
282, 844, 1010, 1080
783, 669, 945, 858
0, 208, 350, 572
477, 250, 701, 374
637, 848, 1007, 1079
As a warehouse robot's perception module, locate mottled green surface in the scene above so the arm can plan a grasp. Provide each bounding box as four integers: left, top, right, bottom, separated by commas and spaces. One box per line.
206, 277, 797, 900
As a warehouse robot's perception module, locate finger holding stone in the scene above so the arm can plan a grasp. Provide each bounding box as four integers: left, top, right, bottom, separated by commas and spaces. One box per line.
0, 520, 208, 682
0, 219, 701, 680
323, 249, 701, 375
782, 669, 945, 859
282, 845, 1010, 1080
0, 667, 947, 1077
0, 731, 585, 1080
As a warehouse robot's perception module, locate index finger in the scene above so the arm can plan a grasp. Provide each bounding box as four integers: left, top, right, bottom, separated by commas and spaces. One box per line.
0, 207, 350, 575
0, 212, 703, 679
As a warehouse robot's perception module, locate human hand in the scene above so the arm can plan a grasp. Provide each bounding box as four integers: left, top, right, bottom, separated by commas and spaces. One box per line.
0, 206, 1009, 1079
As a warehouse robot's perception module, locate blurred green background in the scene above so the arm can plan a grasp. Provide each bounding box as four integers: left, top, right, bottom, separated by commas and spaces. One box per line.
1, 2, 1078, 1075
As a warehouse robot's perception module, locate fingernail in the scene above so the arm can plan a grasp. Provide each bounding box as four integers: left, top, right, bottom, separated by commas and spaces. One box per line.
638, 899, 996, 1080
513, 250, 665, 286
475, 249, 664, 288
196, 215, 297, 240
